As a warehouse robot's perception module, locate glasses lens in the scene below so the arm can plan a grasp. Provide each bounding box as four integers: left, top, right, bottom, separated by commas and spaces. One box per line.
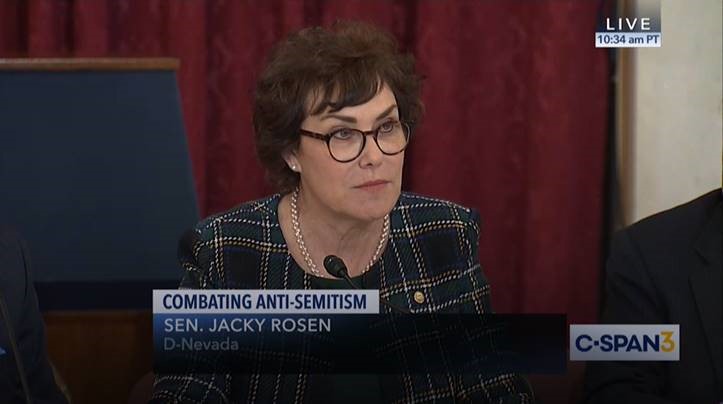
329, 129, 364, 162
377, 122, 409, 155
327, 123, 410, 162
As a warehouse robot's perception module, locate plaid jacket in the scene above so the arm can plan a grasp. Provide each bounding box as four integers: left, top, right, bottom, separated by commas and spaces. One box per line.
151, 192, 534, 403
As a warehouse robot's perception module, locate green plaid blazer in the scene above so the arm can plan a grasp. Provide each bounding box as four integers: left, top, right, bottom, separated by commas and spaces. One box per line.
151, 192, 534, 403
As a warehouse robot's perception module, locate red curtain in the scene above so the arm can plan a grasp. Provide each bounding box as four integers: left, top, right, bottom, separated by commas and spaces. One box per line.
0, 0, 607, 323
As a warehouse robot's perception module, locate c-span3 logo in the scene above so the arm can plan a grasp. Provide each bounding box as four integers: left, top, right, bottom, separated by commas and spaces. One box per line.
570, 324, 679, 361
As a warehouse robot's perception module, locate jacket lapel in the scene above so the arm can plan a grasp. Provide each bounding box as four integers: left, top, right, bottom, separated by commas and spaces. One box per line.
689, 200, 722, 388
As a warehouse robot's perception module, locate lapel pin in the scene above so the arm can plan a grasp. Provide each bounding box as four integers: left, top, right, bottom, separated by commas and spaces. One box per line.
413, 291, 425, 304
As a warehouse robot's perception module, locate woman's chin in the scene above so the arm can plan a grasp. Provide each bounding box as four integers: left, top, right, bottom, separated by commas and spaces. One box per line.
350, 200, 396, 222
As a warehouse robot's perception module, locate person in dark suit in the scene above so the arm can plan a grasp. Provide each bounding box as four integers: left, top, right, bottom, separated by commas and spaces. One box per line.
0, 227, 68, 404
584, 189, 722, 403
151, 21, 533, 403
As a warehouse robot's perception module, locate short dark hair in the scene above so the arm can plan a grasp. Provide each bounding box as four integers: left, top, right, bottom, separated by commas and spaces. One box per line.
253, 21, 424, 193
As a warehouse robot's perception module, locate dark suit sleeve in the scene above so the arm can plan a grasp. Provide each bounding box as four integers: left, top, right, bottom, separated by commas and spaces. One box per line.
12, 236, 68, 404
583, 229, 677, 404
456, 210, 535, 403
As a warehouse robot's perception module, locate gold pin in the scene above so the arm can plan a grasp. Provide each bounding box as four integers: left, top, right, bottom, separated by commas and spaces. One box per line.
413, 291, 425, 304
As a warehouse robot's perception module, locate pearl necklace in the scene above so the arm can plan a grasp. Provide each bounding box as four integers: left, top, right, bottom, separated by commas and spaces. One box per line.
290, 187, 389, 277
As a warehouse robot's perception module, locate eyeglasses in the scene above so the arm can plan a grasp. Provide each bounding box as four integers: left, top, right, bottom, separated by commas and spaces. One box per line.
299, 120, 411, 163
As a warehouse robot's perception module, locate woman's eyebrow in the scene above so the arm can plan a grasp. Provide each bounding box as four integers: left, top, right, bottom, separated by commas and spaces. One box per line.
320, 104, 398, 123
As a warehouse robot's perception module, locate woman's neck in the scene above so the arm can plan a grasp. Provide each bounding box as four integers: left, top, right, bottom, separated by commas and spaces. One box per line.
279, 190, 387, 278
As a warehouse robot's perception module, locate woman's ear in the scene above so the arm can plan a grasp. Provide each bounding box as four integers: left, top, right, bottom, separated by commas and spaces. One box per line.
283, 151, 301, 173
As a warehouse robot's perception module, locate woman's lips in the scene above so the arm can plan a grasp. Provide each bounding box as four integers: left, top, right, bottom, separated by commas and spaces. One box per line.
354, 180, 389, 189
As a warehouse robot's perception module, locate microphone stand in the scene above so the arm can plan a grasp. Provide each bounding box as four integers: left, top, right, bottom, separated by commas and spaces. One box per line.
323, 255, 410, 314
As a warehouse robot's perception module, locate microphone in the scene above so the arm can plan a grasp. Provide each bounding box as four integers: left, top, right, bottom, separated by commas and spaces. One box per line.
323, 255, 409, 314
0, 292, 33, 403
322, 255, 351, 280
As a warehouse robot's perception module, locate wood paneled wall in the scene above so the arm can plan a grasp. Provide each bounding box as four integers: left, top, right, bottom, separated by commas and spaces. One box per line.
43, 311, 153, 404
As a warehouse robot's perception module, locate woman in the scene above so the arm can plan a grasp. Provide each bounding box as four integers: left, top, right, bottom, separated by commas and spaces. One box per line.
152, 21, 533, 403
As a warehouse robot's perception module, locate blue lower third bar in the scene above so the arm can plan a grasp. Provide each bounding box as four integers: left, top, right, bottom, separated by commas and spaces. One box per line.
153, 314, 566, 374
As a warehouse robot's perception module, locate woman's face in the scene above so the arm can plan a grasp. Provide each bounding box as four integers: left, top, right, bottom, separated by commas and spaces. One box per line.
288, 84, 404, 223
